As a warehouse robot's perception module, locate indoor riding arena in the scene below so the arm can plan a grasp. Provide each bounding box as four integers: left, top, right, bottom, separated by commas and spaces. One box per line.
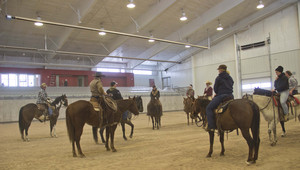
1, 0, 300, 169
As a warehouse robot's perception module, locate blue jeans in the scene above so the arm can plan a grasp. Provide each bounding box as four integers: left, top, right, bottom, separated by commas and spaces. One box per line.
122, 110, 129, 120
206, 94, 232, 129
48, 107, 53, 115
279, 90, 289, 115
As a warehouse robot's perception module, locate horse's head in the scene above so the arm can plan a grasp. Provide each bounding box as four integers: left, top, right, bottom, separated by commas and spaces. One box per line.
62, 94, 68, 107
134, 96, 143, 112
128, 97, 140, 116
192, 96, 210, 120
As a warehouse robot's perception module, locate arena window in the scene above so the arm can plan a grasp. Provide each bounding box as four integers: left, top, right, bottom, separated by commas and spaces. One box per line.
133, 70, 152, 75
0, 73, 40, 87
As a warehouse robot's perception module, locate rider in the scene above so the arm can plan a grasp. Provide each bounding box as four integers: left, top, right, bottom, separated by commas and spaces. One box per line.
203, 81, 213, 100
151, 85, 160, 100
107, 81, 123, 100
36, 83, 52, 121
89, 72, 107, 127
205, 64, 234, 131
186, 84, 195, 101
273, 66, 289, 121
285, 70, 298, 95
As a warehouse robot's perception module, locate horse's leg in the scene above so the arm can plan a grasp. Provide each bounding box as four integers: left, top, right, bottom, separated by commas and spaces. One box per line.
191, 113, 194, 125
72, 141, 77, 157
110, 125, 118, 152
127, 121, 134, 138
121, 122, 127, 140
151, 116, 155, 130
50, 119, 54, 137
207, 131, 214, 157
279, 121, 286, 137
25, 123, 30, 142
186, 112, 189, 125
92, 127, 99, 144
240, 129, 255, 164
219, 131, 225, 156
100, 127, 106, 143
74, 126, 85, 157
270, 121, 277, 146
105, 126, 110, 151
156, 116, 159, 130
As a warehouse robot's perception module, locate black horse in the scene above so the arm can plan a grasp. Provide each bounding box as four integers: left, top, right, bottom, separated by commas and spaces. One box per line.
18, 94, 68, 141
94, 96, 143, 143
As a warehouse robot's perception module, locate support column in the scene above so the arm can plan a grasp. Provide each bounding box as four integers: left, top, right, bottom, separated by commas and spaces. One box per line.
233, 34, 242, 98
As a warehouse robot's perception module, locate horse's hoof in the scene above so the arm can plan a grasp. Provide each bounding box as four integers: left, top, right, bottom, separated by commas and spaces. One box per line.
106, 148, 111, 151
129, 135, 133, 138
220, 153, 225, 156
123, 137, 127, 141
271, 142, 276, 146
73, 154, 77, 157
246, 160, 256, 165
112, 149, 117, 152
206, 154, 211, 158
80, 154, 86, 158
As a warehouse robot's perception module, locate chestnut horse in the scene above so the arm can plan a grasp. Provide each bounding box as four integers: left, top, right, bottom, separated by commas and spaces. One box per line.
18, 94, 68, 141
147, 97, 162, 130
94, 96, 143, 143
66, 98, 139, 157
192, 97, 260, 164
183, 97, 194, 125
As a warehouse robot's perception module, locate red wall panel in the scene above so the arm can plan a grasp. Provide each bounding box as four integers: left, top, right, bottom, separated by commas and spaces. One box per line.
0, 67, 134, 87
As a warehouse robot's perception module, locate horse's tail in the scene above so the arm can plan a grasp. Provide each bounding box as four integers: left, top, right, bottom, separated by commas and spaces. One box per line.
18, 106, 24, 135
65, 107, 75, 143
250, 101, 260, 143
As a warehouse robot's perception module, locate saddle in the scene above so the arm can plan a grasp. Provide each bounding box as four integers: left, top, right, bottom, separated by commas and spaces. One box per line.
90, 96, 118, 112
215, 96, 234, 114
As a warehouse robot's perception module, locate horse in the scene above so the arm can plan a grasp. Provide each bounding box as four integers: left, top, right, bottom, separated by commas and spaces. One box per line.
18, 94, 68, 141
147, 97, 162, 130
66, 97, 139, 157
192, 96, 210, 127
94, 96, 143, 143
243, 89, 300, 146
192, 97, 260, 164
183, 97, 194, 125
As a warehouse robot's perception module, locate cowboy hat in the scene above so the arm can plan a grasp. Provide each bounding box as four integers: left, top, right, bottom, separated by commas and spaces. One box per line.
206, 81, 212, 85
94, 72, 106, 77
40, 83, 47, 88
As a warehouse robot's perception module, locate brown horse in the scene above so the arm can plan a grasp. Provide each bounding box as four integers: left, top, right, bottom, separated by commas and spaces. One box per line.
18, 94, 68, 141
192, 96, 210, 127
94, 96, 143, 143
147, 97, 162, 129
192, 97, 260, 164
183, 97, 194, 125
66, 98, 139, 157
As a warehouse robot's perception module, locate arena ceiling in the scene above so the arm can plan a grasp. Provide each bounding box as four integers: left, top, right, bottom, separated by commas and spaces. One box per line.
0, 0, 297, 71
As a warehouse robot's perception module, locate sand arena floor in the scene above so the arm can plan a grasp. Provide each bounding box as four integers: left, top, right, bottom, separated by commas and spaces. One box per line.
1, 111, 300, 170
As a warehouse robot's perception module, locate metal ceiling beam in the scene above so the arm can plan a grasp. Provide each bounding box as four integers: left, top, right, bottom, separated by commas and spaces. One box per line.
0, 45, 180, 63
161, 0, 298, 71
108, 0, 177, 54
128, 0, 245, 68
6, 15, 208, 49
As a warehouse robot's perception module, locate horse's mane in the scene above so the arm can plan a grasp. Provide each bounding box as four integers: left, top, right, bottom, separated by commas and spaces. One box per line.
51, 94, 66, 105
253, 88, 272, 97
195, 96, 210, 108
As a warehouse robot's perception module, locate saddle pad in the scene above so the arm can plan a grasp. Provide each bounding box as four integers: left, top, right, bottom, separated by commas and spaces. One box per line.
293, 96, 300, 104
90, 101, 100, 111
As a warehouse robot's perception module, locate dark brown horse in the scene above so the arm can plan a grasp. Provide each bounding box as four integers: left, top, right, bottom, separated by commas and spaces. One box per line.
18, 94, 68, 141
183, 97, 194, 125
147, 97, 162, 129
192, 97, 260, 164
94, 96, 143, 143
66, 98, 139, 157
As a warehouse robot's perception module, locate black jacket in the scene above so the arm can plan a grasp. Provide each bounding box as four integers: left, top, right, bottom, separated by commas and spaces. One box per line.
150, 90, 160, 100
214, 71, 234, 96
274, 73, 289, 92
106, 87, 123, 100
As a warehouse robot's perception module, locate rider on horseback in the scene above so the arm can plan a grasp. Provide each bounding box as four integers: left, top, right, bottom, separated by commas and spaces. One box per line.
273, 66, 289, 121
36, 83, 52, 121
90, 72, 107, 127
186, 84, 195, 101
205, 64, 234, 131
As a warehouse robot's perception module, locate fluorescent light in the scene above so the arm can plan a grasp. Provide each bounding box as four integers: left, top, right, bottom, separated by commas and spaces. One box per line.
180, 9, 187, 21
185, 45, 191, 48
217, 24, 223, 31
98, 27, 106, 36
34, 17, 43, 26
148, 39, 155, 43
127, 0, 135, 8
257, 0, 264, 9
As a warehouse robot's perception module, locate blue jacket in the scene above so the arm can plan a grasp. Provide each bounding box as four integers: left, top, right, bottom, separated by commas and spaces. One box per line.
214, 71, 234, 96
274, 73, 289, 92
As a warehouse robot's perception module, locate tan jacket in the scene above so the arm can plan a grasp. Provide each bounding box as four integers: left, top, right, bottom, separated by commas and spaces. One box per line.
89, 78, 105, 97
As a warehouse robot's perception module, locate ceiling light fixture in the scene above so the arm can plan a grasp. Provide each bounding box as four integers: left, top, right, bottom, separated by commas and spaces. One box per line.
185, 38, 191, 48
148, 32, 155, 43
127, 0, 136, 9
34, 16, 43, 26
180, 8, 187, 21
98, 27, 106, 36
257, 0, 264, 9
216, 19, 223, 31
